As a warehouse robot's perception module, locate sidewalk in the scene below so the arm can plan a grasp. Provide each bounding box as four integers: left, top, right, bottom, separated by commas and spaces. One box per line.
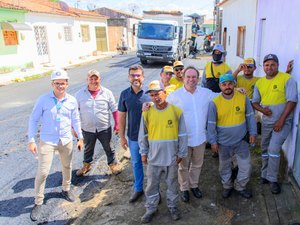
0, 51, 118, 86
71, 146, 300, 225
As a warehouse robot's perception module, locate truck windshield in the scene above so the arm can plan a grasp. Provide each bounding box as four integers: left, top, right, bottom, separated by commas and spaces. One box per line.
137, 23, 174, 40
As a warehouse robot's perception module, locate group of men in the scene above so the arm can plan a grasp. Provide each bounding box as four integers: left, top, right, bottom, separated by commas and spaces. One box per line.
27, 44, 298, 223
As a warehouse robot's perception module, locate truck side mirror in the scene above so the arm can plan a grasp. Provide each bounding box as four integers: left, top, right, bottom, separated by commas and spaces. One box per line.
133, 24, 136, 36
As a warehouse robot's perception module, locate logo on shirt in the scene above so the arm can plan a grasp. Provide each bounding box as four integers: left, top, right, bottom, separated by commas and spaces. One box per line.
236, 106, 240, 112
166, 120, 174, 128
273, 85, 278, 89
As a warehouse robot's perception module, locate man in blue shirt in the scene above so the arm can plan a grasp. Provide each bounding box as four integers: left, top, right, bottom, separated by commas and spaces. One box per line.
27, 70, 84, 221
118, 64, 149, 203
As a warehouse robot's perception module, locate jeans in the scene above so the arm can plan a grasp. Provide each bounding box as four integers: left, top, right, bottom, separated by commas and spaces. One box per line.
128, 139, 144, 192
82, 127, 116, 165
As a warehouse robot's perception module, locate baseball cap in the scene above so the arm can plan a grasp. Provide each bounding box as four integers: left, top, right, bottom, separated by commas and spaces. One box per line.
145, 80, 162, 93
243, 58, 256, 67
51, 69, 69, 81
87, 69, 100, 78
162, 65, 174, 73
173, 61, 184, 68
213, 44, 225, 53
263, 54, 279, 63
219, 74, 234, 83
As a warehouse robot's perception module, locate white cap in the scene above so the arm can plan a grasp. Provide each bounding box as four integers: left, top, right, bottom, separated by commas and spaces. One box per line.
51, 69, 69, 81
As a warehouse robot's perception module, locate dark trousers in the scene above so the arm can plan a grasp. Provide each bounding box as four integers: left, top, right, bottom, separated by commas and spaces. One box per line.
82, 127, 116, 165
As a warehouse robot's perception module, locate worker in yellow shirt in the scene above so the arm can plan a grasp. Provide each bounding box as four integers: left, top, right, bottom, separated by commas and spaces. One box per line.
170, 61, 184, 90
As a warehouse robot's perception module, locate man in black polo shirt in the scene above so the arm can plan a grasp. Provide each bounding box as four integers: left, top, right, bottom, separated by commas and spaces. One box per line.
118, 64, 150, 203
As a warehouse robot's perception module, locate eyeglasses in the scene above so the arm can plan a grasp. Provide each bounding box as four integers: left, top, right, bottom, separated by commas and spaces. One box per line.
246, 65, 254, 69
165, 72, 173, 76
53, 82, 67, 87
130, 74, 142, 78
174, 67, 184, 72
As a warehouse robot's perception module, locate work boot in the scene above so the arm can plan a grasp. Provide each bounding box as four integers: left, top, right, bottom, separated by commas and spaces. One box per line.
222, 188, 233, 199
141, 210, 156, 223
109, 162, 122, 175
237, 190, 253, 199
62, 189, 76, 202
76, 162, 91, 177
181, 190, 190, 202
30, 204, 42, 221
129, 191, 144, 203
270, 182, 281, 194
169, 208, 180, 221
259, 177, 269, 184
191, 187, 203, 198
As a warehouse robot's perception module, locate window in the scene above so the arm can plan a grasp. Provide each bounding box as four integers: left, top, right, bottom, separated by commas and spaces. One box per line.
81, 25, 90, 42
236, 26, 246, 58
64, 26, 72, 42
2, 30, 18, 46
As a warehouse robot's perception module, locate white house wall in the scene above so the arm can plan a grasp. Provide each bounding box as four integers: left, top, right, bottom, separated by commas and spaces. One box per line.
25, 13, 108, 67
221, 0, 257, 72
254, 0, 300, 168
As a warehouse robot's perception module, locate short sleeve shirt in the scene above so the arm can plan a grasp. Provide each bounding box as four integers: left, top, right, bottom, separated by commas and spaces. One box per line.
118, 87, 150, 141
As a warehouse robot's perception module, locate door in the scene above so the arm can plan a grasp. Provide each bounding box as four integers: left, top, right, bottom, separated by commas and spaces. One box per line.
95, 27, 108, 52
34, 26, 49, 64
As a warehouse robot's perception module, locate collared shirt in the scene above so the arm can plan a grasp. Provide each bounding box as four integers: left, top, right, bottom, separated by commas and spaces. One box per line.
75, 86, 117, 133
167, 86, 218, 147
118, 86, 150, 141
28, 92, 83, 145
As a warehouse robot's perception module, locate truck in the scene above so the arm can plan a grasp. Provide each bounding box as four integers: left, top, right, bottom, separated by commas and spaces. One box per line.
134, 11, 191, 65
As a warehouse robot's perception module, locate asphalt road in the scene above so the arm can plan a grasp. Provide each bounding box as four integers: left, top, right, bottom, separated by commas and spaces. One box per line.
0, 53, 203, 225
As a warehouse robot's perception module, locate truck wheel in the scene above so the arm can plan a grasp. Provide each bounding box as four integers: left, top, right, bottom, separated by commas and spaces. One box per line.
140, 59, 147, 65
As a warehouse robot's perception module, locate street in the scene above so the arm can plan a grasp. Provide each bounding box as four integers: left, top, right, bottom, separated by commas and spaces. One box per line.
0, 53, 203, 225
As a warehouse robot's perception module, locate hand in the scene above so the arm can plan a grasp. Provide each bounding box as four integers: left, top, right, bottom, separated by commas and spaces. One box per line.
72, 128, 78, 138
28, 142, 37, 154
120, 137, 128, 150
211, 144, 218, 154
273, 118, 285, 132
238, 63, 246, 72
142, 102, 153, 112
263, 107, 272, 117
249, 135, 256, 145
176, 156, 182, 164
236, 87, 247, 95
142, 155, 148, 164
113, 125, 119, 135
77, 139, 84, 151
286, 60, 294, 74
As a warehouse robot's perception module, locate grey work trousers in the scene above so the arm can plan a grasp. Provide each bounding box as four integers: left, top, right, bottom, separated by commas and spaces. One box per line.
145, 164, 179, 212
219, 140, 251, 191
261, 121, 292, 182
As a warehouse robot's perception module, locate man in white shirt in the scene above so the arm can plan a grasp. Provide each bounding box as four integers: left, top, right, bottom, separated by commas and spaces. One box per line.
167, 66, 218, 202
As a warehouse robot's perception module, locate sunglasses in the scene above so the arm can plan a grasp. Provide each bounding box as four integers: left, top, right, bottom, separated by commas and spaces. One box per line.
174, 67, 184, 72
130, 74, 142, 78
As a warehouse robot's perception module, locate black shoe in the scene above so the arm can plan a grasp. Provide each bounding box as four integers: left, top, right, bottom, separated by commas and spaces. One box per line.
169, 208, 180, 221
191, 187, 202, 198
141, 210, 156, 223
181, 190, 190, 202
238, 190, 253, 199
129, 191, 144, 203
222, 188, 233, 198
30, 204, 42, 221
270, 182, 281, 194
212, 152, 219, 158
259, 177, 269, 184
62, 190, 76, 202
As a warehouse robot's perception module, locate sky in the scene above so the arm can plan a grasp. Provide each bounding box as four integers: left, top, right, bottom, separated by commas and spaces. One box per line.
63, 0, 215, 19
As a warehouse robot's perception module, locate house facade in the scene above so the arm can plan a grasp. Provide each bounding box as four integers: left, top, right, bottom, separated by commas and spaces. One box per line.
0, 0, 108, 71
95, 7, 142, 52
219, 0, 300, 186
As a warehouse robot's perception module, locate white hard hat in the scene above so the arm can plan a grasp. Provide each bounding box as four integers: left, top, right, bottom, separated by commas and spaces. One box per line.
51, 69, 69, 81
